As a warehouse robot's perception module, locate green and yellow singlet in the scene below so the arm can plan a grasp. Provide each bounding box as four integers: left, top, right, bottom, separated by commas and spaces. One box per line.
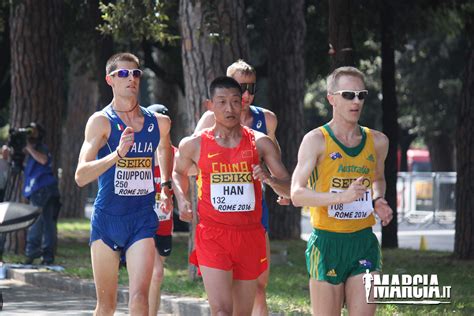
308, 124, 377, 233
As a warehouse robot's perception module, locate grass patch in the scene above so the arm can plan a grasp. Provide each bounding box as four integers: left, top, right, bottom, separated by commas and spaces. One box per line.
3, 219, 473, 315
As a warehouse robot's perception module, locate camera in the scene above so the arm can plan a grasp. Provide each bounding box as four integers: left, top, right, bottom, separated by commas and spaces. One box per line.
8, 126, 33, 168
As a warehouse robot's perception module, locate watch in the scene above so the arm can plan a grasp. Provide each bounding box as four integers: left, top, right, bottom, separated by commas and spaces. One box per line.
372, 197, 384, 208
161, 180, 172, 190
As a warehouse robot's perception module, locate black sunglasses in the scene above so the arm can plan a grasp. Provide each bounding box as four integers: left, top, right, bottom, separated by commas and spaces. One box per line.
331, 90, 368, 100
240, 83, 256, 95
108, 69, 143, 78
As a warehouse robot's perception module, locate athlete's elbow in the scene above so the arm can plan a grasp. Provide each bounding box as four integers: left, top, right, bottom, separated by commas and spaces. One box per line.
75, 169, 88, 187
290, 187, 305, 207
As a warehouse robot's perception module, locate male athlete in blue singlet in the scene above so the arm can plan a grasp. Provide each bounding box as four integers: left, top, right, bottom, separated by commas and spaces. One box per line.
195, 60, 289, 316
75, 52, 173, 316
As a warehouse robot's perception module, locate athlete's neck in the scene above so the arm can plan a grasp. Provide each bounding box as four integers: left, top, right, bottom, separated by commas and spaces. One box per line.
327, 119, 361, 141
212, 124, 243, 147
111, 97, 139, 114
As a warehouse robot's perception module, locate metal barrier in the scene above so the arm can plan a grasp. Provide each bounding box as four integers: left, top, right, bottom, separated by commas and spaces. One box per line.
397, 172, 456, 226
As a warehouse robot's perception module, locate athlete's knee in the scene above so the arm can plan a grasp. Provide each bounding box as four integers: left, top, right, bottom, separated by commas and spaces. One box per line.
151, 266, 164, 284
129, 290, 149, 310
210, 304, 232, 316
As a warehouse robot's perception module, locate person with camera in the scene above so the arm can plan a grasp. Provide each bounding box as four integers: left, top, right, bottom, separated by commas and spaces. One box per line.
22, 122, 61, 265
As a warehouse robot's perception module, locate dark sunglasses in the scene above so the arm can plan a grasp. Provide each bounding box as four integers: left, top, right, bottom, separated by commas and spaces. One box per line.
108, 68, 143, 78
331, 90, 368, 100
240, 83, 256, 95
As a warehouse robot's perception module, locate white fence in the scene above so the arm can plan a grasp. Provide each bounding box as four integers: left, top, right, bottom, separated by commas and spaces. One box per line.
397, 172, 456, 226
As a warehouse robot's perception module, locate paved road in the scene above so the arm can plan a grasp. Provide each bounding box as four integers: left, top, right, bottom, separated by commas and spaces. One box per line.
0, 278, 182, 315
0, 279, 129, 315
301, 213, 455, 251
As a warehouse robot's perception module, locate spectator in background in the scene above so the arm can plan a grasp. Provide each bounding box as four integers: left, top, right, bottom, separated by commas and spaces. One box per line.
23, 123, 61, 265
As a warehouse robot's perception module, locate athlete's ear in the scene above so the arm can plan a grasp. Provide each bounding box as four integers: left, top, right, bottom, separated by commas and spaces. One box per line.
105, 75, 113, 87
204, 99, 211, 111
206, 98, 215, 112
327, 93, 336, 107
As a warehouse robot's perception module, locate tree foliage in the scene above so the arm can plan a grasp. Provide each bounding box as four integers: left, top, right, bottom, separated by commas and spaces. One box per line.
97, 0, 179, 45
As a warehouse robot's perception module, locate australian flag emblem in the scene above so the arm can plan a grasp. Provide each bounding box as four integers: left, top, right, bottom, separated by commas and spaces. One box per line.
330, 152, 342, 160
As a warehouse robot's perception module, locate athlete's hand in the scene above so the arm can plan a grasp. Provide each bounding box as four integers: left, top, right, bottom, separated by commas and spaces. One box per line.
160, 187, 173, 214
252, 164, 274, 185
177, 198, 193, 222
341, 176, 367, 203
117, 127, 134, 158
277, 196, 291, 205
374, 198, 393, 226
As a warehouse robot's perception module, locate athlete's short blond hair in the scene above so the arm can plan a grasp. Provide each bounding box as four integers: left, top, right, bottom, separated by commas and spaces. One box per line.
226, 59, 256, 78
327, 66, 365, 93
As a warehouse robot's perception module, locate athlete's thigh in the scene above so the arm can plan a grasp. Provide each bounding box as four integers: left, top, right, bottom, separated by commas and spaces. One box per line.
309, 279, 344, 316
126, 237, 155, 292
200, 265, 233, 312
232, 278, 258, 315
91, 239, 120, 299
345, 272, 377, 316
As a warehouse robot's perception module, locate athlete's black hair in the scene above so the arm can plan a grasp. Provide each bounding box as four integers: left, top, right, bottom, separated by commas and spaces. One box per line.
209, 76, 242, 99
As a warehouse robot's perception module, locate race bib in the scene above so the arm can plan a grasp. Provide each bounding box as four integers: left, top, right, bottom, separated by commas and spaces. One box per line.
328, 188, 373, 220
114, 157, 154, 196
210, 172, 255, 212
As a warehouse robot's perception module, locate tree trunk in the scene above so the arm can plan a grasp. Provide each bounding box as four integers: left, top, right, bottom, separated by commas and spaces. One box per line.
266, 0, 306, 239
328, 0, 355, 70
426, 134, 455, 171
398, 128, 417, 172
59, 51, 98, 218
7, 0, 65, 254
0, 5, 10, 117
10, 0, 64, 165
143, 42, 185, 145
380, 0, 398, 248
91, 0, 114, 110
179, 0, 249, 278
454, 48, 474, 259
179, 0, 249, 132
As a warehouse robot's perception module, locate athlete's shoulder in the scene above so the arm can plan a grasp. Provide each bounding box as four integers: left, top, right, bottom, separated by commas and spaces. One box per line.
304, 126, 325, 143
155, 113, 171, 127
178, 133, 202, 151
85, 111, 110, 139
88, 111, 110, 127
194, 110, 215, 133
253, 129, 272, 143
367, 128, 388, 146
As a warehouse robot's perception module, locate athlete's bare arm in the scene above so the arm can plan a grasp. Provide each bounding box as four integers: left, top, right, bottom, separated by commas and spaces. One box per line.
194, 110, 215, 133
262, 110, 281, 154
156, 113, 173, 213
75, 112, 134, 187
253, 132, 291, 198
173, 135, 201, 222
291, 129, 366, 207
371, 130, 393, 226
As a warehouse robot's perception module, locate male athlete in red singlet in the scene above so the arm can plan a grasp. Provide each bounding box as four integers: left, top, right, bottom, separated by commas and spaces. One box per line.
173, 76, 291, 315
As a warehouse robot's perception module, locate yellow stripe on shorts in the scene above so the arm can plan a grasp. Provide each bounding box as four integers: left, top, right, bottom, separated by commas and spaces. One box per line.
310, 245, 320, 279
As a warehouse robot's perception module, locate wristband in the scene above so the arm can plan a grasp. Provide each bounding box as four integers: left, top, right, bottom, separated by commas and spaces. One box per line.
372, 197, 384, 208
116, 149, 124, 159
161, 180, 172, 190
